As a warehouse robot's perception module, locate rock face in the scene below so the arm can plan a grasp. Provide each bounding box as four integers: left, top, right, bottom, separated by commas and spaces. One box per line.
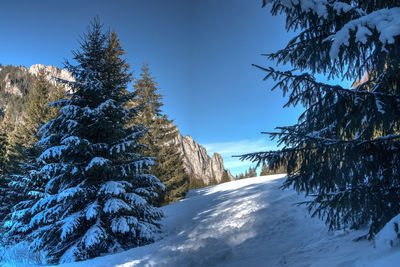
0, 64, 75, 123
3, 73, 23, 97
29, 64, 75, 90
173, 131, 234, 185
1, 64, 74, 98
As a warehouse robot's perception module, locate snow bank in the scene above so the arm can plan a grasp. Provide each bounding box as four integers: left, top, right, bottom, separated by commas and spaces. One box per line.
375, 213, 400, 250
5, 174, 400, 266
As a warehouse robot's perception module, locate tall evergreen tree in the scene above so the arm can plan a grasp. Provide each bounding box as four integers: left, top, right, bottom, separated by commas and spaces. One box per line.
242, 1, 400, 237
4, 20, 163, 263
132, 63, 189, 206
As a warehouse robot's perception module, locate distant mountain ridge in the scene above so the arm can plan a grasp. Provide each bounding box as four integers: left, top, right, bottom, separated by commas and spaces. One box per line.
0, 63, 234, 185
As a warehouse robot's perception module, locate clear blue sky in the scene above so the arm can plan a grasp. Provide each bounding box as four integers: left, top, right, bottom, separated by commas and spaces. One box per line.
0, 0, 306, 175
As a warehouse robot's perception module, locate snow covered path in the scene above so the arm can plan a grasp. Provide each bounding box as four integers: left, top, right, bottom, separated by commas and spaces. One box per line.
56, 175, 397, 267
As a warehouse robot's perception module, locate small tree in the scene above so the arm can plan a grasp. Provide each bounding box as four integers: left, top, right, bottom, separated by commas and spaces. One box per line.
260, 162, 286, 176
236, 167, 257, 179
220, 170, 232, 183
4, 20, 163, 263
242, 1, 400, 237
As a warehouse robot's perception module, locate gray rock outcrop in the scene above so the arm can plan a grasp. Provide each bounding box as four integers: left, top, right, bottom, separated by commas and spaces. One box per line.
173, 131, 234, 185
3, 73, 23, 97
29, 64, 75, 90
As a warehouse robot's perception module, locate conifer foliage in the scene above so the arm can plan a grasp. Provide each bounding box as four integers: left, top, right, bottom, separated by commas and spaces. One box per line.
0, 127, 8, 220
236, 167, 257, 179
242, 1, 400, 237
4, 19, 163, 263
132, 63, 189, 206
260, 162, 286, 176
19, 69, 63, 152
0, 69, 63, 233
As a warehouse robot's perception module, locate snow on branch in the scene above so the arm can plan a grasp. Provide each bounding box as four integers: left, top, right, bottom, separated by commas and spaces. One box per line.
82, 224, 106, 248
111, 217, 130, 234
85, 157, 110, 171
99, 181, 131, 196
85, 201, 100, 220
31, 195, 57, 214
60, 212, 82, 240
327, 7, 400, 59
57, 186, 83, 202
30, 205, 62, 228
61, 136, 88, 146
123, 192, 147, 206
264, 0, 364, 18
38, 145, 68, 162
103, 198, 132, 214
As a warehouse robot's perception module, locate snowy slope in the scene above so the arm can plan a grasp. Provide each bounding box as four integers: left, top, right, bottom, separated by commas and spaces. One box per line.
40, 175, 400, 266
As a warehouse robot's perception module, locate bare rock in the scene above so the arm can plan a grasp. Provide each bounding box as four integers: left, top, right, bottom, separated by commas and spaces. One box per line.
3, 73, 23, 97
173, 131, 234, 185
29, 64, 75, 90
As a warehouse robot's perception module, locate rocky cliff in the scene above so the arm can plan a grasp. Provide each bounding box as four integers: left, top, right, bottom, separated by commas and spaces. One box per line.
28, 64, 75, 88
173, 131, 234, 185
0, 64, 74, 123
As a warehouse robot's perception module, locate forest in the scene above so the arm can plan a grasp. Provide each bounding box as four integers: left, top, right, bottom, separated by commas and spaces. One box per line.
0, 0, 400, 266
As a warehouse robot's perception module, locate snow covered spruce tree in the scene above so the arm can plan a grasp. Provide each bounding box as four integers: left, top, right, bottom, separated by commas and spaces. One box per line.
4, 20, 163, 263
241, 1, 400, 238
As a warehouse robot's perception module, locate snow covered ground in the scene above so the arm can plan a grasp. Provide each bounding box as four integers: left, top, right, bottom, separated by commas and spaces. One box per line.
6, 174, 400, 266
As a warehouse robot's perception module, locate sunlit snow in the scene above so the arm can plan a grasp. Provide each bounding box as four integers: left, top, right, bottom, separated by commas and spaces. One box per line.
35, 174, 399, 267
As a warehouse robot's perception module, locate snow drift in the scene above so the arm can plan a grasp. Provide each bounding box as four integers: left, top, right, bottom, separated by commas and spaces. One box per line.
2, 174, 400, 266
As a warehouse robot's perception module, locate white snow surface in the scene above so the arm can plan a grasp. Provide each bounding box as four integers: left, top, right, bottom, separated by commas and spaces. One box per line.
375, 213, 400, 251
34, 175, 400, 266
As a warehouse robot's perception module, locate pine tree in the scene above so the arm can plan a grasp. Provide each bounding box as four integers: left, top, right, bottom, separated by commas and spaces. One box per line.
131, 63, 189, 206
4, 20, 163, 263
242, 1, 400, 237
